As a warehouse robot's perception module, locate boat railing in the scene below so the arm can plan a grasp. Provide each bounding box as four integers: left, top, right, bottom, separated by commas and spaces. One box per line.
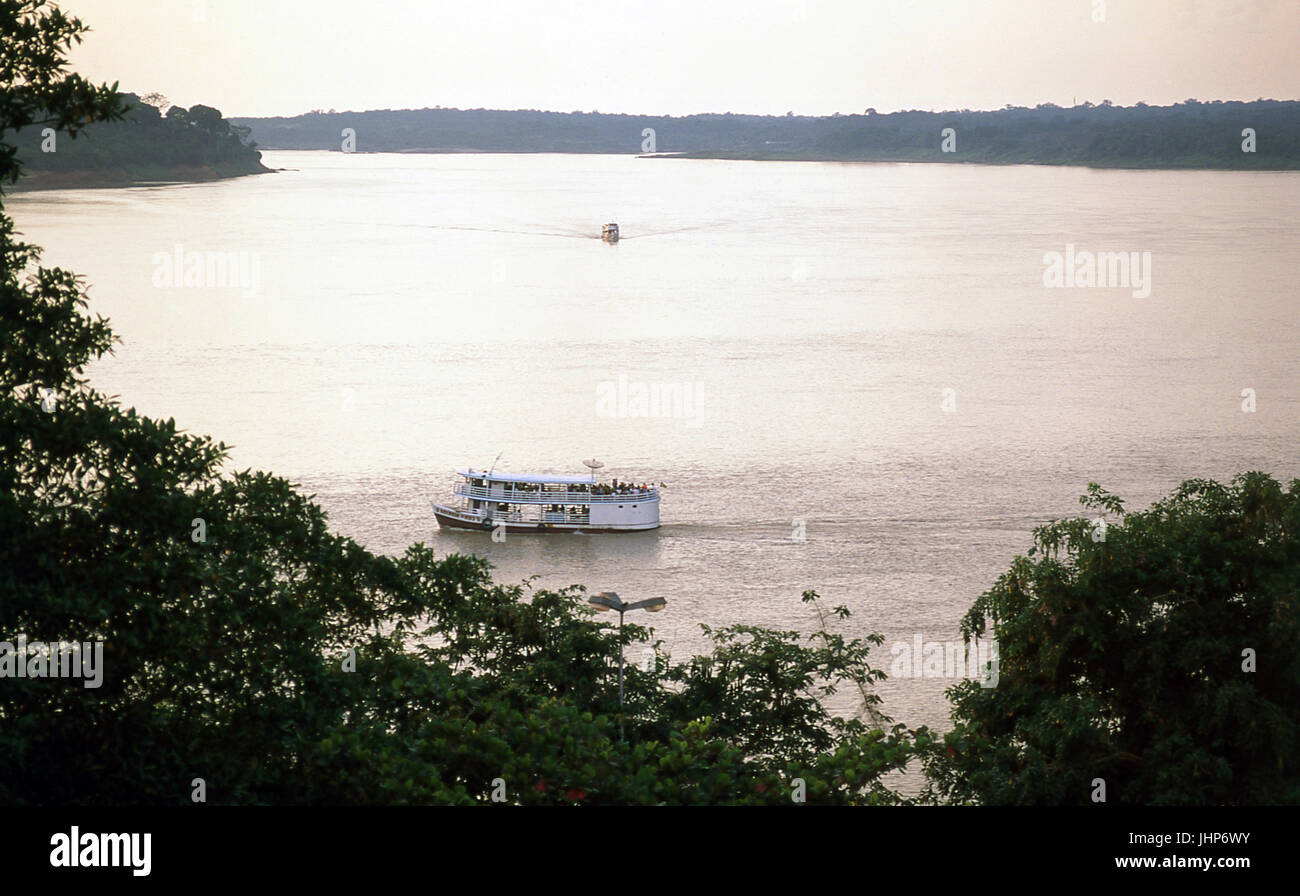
439, 507, 593, 524
433, 504, 483, 523
542, 512, 589, 523
454, 483, 659, 503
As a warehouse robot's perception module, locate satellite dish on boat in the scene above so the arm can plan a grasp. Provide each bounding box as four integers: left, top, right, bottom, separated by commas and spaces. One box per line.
582, 458, 604, 480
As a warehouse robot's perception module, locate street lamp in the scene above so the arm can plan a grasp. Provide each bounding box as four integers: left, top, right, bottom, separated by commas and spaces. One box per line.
587, 591, 667, 739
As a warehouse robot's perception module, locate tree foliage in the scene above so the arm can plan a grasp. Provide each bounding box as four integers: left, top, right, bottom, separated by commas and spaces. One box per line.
0, 0, 125, 184
234, 100, 1300, 169
1, 3, 263, 189
11, 91, 266, 185
925, 475, 1300, 805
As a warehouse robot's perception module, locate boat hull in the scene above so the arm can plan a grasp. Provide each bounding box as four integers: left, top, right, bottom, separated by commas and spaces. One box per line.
433, 507, 658, 534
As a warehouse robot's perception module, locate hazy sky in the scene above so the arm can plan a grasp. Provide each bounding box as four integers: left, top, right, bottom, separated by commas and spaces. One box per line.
66, 0, 1300, 118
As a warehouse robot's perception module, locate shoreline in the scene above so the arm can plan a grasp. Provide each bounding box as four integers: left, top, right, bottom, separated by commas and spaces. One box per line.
8, 163, 274, 193
10, 153, 1298, 190
247, 146, 1300, 172
652, 151, 1300, 170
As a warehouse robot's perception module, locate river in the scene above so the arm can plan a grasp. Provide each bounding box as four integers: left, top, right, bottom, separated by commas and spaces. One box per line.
9, 151, 1298, 732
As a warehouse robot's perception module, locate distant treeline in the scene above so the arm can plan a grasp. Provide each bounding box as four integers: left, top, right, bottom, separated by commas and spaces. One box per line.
233, 99, 1300, 169
12, 93, 270, 189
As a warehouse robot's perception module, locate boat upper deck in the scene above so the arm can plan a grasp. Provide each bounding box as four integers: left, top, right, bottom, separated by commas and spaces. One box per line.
455, 470, 659, 504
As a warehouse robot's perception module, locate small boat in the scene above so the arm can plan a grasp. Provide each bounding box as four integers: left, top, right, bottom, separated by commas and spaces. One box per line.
432, 460, 660, 533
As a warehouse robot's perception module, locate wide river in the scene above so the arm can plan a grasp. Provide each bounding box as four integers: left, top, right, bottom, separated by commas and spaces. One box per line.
9, 151, 1299, 733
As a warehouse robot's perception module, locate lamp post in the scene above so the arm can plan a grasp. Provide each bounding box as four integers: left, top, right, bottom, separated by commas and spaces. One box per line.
587, 591, 667, 739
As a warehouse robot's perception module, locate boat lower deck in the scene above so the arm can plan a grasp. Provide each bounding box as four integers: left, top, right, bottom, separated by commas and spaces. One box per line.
433, 505, 658, 534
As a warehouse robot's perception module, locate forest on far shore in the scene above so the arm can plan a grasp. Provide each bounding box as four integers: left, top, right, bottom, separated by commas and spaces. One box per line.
233, 99, 1300, 168
12, 93, 269, 190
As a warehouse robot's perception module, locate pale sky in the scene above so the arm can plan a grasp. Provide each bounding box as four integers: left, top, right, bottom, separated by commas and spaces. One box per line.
65, 0, 1300, 118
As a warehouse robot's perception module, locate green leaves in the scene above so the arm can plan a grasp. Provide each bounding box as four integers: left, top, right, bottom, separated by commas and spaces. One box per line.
929, 475, 1300, 806
0, 3, 126, 187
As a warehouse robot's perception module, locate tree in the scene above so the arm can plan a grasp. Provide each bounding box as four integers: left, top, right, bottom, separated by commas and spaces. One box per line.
924, 475, 1300, 805
186, 103, 229, 135
0, 0, 125, 185
139, 91, 170, 113
124, 92, 161, 123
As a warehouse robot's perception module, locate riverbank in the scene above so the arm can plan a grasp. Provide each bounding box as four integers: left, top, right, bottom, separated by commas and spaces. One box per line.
9, 162, 273, 193
233, 99, 1300, 171
654, 149, 1300, 169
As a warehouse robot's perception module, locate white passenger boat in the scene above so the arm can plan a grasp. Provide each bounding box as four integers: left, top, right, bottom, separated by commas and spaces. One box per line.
431, 461, 660, 533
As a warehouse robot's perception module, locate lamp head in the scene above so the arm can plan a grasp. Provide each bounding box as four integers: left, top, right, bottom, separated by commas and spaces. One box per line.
587, 591, 621, 612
